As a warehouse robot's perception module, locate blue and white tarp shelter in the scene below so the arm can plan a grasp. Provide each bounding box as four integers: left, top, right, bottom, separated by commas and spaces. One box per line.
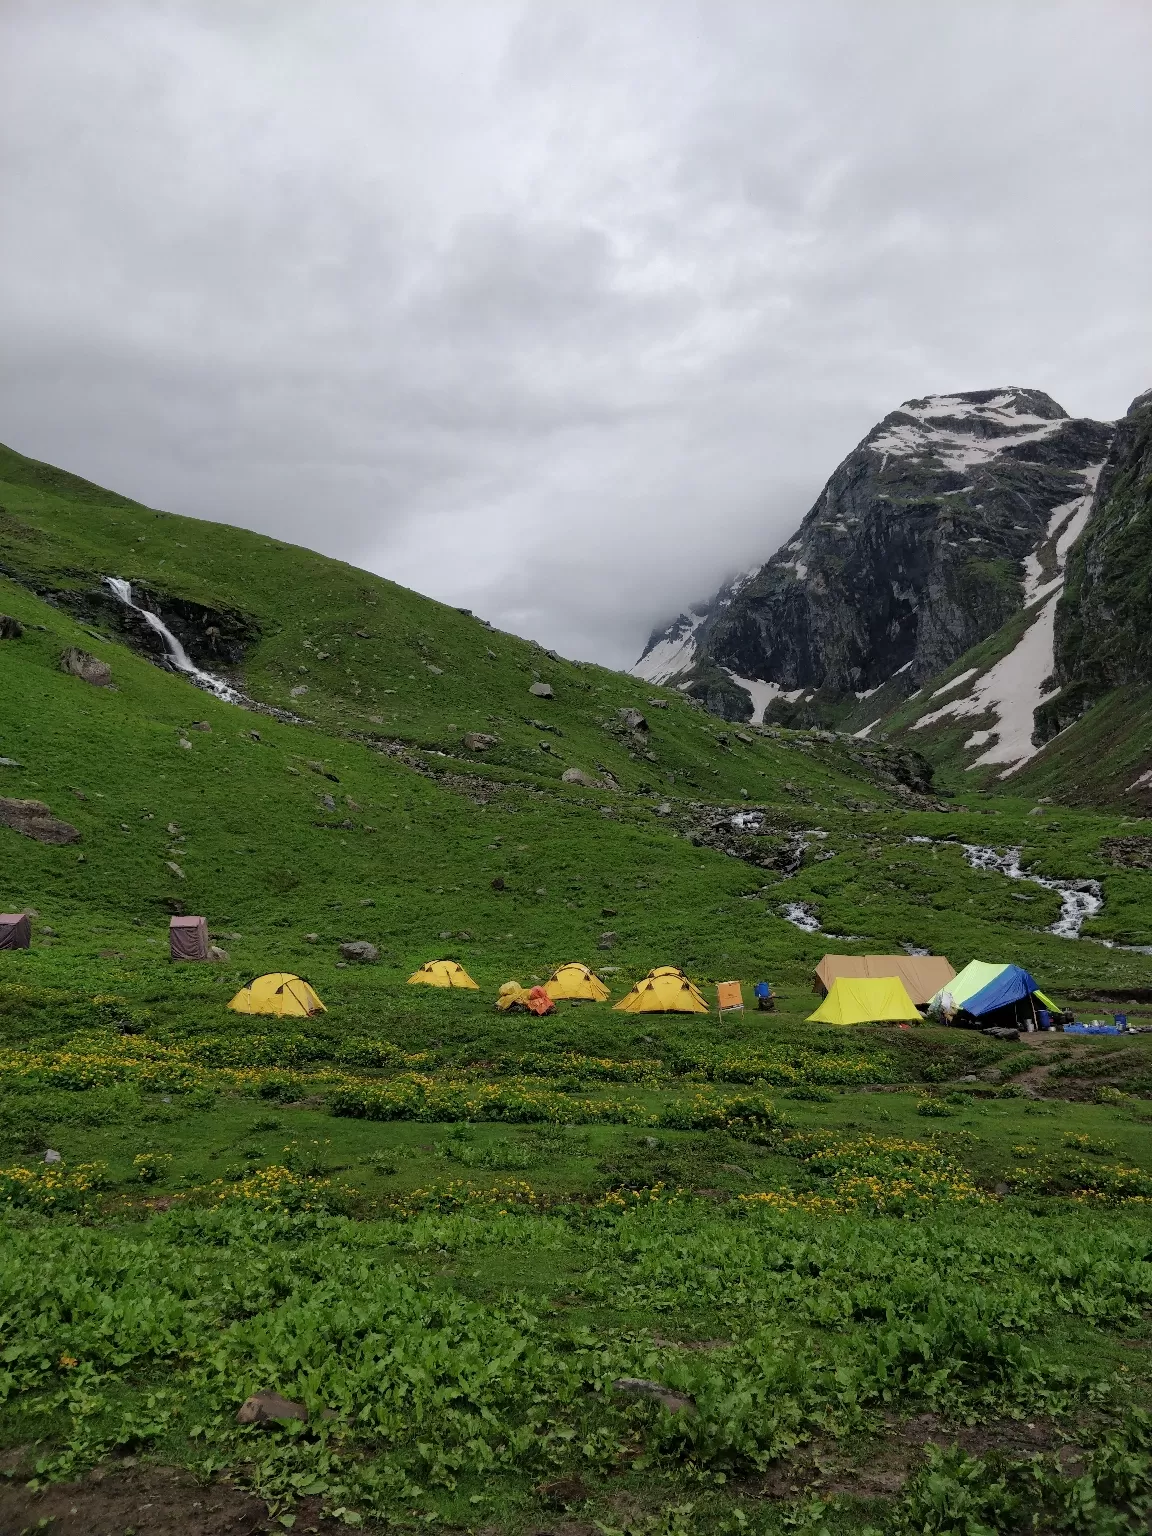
963, 964, 1043, 1018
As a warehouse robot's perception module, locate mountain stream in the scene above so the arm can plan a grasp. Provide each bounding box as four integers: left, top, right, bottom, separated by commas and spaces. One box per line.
103, 578, 241, 703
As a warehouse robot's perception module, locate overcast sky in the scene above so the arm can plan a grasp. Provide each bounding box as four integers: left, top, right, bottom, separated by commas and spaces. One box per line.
2, 1, 1150, 668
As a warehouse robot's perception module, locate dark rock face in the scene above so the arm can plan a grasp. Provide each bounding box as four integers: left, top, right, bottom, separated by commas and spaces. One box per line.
636, 389, 1114, 721
98, 584, 258, 668
1038, 391, 1152, 739
40, 582, 258, 669
0, 797, 81, 844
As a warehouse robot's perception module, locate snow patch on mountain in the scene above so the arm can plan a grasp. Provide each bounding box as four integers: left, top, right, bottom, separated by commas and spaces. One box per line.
871, 389, 1068, 471
633, 611, 707, 683
906, 456, 1107, 775
722, 673, 803, 724
1021, 462, 1104, 605
931, 667, 979, 699
911, 596, 1060, 775
633, 564, 761, 683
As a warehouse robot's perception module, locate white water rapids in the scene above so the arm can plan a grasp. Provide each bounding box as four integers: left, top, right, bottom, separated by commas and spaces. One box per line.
103, 578, 241, 703
960, 844, 1102, 939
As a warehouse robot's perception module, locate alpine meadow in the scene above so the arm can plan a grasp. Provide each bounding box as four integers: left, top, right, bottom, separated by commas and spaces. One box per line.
2, 424, 1152, 1536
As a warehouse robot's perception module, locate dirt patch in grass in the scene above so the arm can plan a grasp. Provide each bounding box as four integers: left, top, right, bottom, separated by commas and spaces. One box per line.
0, 1461, 356, 1536
751, 1414, 1084, 1502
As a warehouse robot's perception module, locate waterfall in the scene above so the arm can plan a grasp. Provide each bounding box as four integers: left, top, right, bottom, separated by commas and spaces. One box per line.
103, 577, 241, 703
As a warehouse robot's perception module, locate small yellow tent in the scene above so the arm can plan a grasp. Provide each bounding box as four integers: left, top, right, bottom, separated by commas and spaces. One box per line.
613, 966, 709, 1014
544, 962, 611, 1003
407, 959, 479, 989
807, 976, 921, 1026
227, 973, 326, 1017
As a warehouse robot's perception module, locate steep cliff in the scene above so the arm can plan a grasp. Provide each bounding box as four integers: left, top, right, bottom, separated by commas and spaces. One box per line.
635, 389, 1114, 723
1037, 389, 1152, 737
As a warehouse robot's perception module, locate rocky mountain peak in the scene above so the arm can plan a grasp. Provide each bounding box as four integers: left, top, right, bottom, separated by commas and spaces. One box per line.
635, 387, 1115, 723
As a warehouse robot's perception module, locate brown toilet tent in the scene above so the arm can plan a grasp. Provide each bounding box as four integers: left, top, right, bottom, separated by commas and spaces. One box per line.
0, 913, 31, 950
170, 915, 209, 961
813, 954, 955, 1007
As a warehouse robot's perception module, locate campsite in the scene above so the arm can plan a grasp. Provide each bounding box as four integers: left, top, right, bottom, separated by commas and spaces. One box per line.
2, 421, 1152, 1532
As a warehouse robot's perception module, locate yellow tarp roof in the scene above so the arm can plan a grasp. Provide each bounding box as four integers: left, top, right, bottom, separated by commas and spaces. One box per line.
814, 954, 955, 1005
227, 973, 326, 1017
807, 976, 922, 1026
614, 966, 708, 1014
407, 959, 479, 989
544, 962, 611, 1002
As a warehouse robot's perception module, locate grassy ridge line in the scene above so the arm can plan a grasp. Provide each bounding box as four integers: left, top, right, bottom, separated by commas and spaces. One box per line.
0, 439, 914, 807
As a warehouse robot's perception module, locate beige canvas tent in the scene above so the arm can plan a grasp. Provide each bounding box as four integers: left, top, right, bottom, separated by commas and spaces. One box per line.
814, 954, 954, 1007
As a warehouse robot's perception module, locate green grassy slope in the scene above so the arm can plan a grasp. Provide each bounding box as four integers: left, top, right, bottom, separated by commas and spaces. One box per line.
0, 437, 895, 801
2, 437, 1152, 999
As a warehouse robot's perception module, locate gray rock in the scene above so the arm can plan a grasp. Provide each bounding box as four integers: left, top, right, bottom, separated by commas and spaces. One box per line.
236, 1390, 309, 1425
0, 797, 81, 845
0, 757, 23, 768
618, 707, 648, 731
655, 802, 672, 816
44, 1149, 62, 1164
340, 941, 379, 964
646, 697, 667, 708
611, 1378, 695, 1415
528, 681, 554, 699
561, 767, 600, 787
190, 721, 212, 731
598, 931, 616, 949
0, 615, 24, 640
206, 945, 229, 962
463, 732, 500, 751
290, 685, 309, 696
958, 1074, 980, 1084
304, 932, 319, 943
165, 861, 184, 879
59, 647, 112, 686
322, 794, 336, 810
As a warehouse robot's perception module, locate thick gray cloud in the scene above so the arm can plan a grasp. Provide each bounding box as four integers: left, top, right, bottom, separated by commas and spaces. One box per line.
1, 0, 1149, 668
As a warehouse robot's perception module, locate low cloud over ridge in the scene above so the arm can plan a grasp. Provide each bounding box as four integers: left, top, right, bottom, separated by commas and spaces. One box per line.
1, 1, 1149, 667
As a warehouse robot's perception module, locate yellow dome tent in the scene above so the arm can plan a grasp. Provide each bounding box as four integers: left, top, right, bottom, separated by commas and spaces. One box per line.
407, 959, 479, 989
613, 966, 709, 1014
227, 973, 326, 1017
806, 976, 921, 1026
544, 962, 611, 1003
